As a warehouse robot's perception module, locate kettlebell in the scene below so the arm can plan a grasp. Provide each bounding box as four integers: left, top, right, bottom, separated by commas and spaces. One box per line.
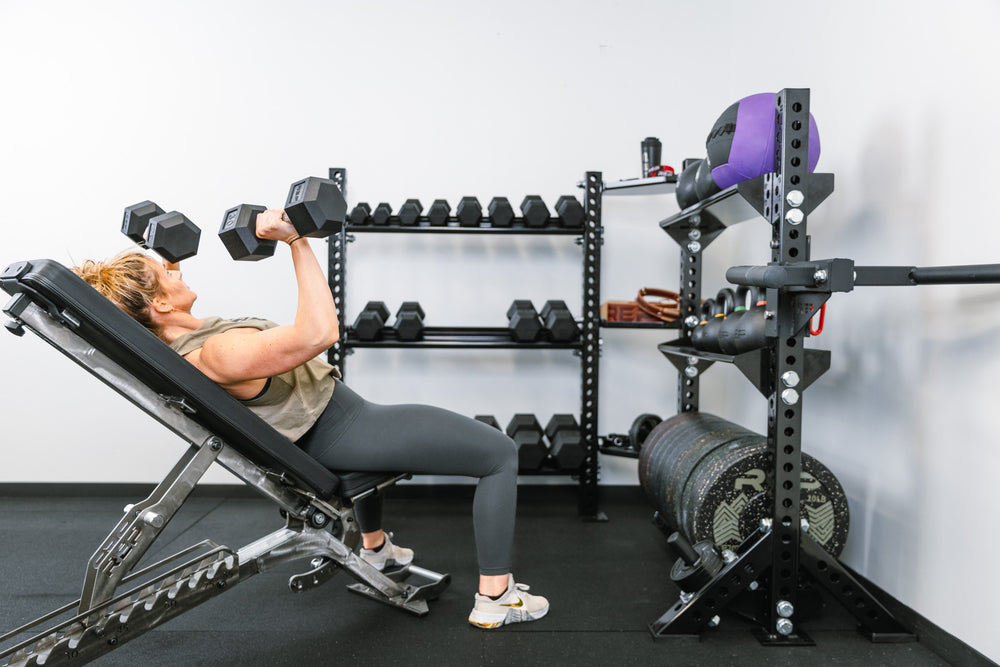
689, 298, 716, 350
730, 293, 768, 354
697, 289, 735, 353
675, 159, 702, 210
718, 286, 763, 355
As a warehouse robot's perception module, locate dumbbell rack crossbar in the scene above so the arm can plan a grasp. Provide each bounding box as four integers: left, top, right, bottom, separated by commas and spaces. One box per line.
326, 171, 607, 519
648, 88, 917, 645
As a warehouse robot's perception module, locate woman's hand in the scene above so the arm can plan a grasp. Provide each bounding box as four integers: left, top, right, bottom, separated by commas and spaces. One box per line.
255, 209, 301, 244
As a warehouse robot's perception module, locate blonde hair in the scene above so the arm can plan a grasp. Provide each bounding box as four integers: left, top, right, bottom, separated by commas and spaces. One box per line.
73, 250, 162, 333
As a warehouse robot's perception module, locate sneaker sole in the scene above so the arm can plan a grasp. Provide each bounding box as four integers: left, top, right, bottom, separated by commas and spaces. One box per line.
468, 604, 549, 629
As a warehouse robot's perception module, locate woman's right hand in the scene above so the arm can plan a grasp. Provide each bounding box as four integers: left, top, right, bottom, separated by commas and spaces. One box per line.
255, 209, 300, 244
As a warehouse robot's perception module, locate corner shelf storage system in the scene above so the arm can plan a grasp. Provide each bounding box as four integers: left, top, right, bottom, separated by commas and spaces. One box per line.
324, 170, 606, 518
643, 89, 914, 644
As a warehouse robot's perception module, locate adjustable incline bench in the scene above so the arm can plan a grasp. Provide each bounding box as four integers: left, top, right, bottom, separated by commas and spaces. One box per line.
0, 259, 451, 666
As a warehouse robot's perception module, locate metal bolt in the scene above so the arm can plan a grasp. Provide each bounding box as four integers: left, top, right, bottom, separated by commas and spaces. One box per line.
141, 511, 164, 528
684, 315, 699, 329
759, 517, 773, 532
786, 190, 804, 207
684, 365, 699, 378
813, 269, 828, 285
748, 581, 760, 591
722, 549, 737, 564
687, 240, 702, 254
781, 388, 800, 405
764, 311, 775, 320
781, 371, 800, 388
801, 518, 810, 533
785, 209, 804, 225
688, 228, 702, 241
690, 215, 701, 226
776, 618, 794, 635
123, 503, 135, 515
777, 600, 794, 618
680, 591, 694, 604
210, 438, 222, 451
708, 615, 721, 628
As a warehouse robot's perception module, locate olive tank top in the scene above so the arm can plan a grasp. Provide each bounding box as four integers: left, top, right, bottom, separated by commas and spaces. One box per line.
168, 316, 340, 441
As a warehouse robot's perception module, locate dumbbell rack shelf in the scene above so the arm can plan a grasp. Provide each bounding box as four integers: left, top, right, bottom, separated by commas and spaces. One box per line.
326, 170, 607, 519
344, 327, 584, 350
644, 89, 914, 646
343, 223, 584, 235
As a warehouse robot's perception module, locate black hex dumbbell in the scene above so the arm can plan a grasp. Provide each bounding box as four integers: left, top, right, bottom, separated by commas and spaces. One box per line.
456, 196, 483, 227
506, 414, 549, 470
488, 197, 514, 227
218, 204, 274, 262
520, 195, 550, 228
393, 301, 425, 341
506, 300, 542, 343
284, 176, 347, 237
123, 201, 201, 264
353, 301, 391, 341
398, 199, 423, 226
349, 202, 372, 226
545, 414, 585, 469
428, 199, 451, 226
372, 202, 393, 226
555, 195, 585, 228
540, 300, 580, 342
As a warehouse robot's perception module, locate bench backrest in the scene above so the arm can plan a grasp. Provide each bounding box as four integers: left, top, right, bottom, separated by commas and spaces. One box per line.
1, 258, 342, 498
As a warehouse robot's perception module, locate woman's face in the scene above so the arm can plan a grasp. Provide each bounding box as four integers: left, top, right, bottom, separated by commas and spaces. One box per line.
149, 258, 197, 313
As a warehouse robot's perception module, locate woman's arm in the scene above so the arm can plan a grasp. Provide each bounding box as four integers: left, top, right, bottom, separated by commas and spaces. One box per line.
189, 210, 340, 386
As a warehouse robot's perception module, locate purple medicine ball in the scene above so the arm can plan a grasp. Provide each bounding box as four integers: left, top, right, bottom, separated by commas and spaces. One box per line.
706, 92, 820, 190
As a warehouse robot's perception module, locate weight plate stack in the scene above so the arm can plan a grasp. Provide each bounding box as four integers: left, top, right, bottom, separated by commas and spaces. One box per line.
638, 412, 849, 556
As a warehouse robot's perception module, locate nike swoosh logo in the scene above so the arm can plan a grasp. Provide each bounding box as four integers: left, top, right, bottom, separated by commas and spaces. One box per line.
501, 599, 524, 608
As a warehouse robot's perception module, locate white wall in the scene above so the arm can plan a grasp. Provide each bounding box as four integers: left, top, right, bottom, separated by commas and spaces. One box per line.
1, 0, 998, 659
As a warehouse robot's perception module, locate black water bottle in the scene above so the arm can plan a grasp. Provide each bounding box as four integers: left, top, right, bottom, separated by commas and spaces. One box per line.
642, 137, 662, 177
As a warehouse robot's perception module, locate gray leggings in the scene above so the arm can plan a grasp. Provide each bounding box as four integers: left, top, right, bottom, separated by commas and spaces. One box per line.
296, 380, 518, 576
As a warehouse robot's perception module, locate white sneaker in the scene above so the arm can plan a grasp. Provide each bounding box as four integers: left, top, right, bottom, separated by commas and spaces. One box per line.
359, 533, 414, 571
468, 574, 549, 629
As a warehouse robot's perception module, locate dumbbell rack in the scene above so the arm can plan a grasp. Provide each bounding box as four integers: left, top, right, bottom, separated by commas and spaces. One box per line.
324, 171, 606, 518
646, 89, 914, 644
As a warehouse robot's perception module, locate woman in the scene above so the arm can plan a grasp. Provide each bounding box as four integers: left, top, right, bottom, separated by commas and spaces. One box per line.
73, 208, 547, 629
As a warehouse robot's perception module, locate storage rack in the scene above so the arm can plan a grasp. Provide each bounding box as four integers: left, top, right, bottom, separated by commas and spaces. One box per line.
325, 170, 606, 518
638, 89, 914, 643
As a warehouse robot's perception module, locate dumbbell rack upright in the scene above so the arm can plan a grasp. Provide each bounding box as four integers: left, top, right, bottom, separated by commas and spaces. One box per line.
649, 89, 915, 644
324, 171, 606, 518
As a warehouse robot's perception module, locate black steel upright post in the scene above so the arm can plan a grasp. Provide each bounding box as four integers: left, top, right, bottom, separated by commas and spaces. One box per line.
756, 88, 811, 644
327, 167, 348, 376
579, 172, 605, 519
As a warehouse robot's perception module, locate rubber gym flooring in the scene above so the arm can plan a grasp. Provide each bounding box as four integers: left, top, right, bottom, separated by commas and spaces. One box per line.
0, 485, 980, 666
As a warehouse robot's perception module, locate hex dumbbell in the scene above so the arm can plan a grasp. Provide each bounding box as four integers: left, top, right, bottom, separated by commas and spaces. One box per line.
349, 202, 372, 226
540, 300, 580, 342
555, 195, 585, 228
520, 195, 550, 228
456, 196, 483, 227
545, 414, 585, 469
219, 176, 347, 261
393, 301, 425, 341
398, 199, 423, 226
371, 202, 393, 226
506, 300, 542, 342
427, 199, 451, 226
122, 201, 201, 264
488, 197, 514, 227
353, 301, 391, 341
506, 414, 549, 470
